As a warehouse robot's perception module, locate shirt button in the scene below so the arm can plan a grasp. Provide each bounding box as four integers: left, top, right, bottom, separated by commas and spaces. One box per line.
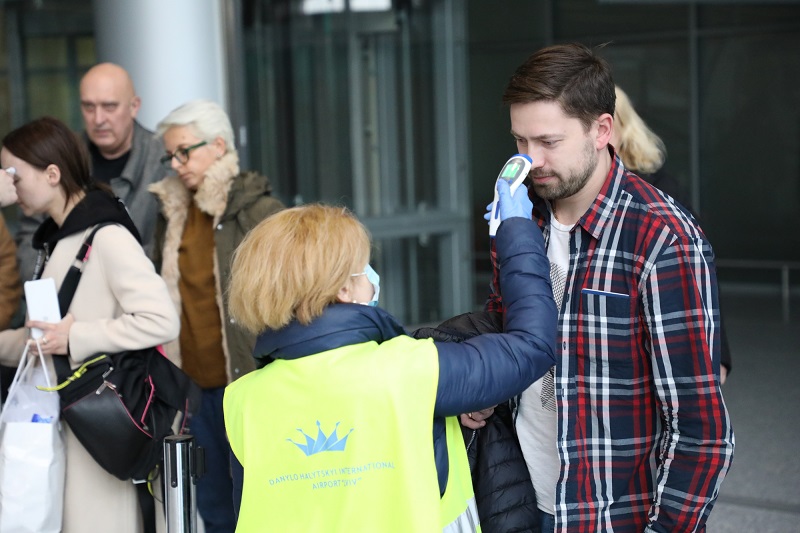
216, 223, 223, 230
562, 342, 567, 349
234, 368, 240, 374
229, 318, 235, 324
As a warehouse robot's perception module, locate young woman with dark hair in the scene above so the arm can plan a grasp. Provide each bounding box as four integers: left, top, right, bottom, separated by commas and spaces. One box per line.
0, 116, 179, 533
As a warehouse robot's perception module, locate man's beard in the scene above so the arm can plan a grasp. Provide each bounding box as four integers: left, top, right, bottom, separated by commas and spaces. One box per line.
531, 139, 598, 201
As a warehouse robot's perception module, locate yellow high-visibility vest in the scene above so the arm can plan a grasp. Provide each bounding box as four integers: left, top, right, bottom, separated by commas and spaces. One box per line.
224, 335, 479, 532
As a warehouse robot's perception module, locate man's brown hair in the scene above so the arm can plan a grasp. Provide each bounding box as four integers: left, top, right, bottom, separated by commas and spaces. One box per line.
503, 43, 616, 131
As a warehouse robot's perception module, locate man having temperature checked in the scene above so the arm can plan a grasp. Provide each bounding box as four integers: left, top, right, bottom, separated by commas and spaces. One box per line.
470, 43, 733, 533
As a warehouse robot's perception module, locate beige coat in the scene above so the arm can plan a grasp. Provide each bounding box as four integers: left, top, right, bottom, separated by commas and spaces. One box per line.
0, 224, 179, 533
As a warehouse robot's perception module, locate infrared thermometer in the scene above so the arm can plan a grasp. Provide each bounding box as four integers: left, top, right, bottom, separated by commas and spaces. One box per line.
488, 154, 532, 236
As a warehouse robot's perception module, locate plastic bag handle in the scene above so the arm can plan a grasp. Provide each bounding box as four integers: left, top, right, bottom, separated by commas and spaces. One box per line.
0, 341, 55, 424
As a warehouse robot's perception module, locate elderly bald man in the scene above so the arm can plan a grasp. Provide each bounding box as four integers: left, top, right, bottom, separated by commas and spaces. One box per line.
14, 62, 167, 282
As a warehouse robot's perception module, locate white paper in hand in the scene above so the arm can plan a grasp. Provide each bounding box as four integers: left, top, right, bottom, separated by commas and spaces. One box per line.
23, 278, 61, 339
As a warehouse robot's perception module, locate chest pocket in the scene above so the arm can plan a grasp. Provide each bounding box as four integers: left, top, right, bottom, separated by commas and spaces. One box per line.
577, 289, 636, 370
580, 289, 631, 317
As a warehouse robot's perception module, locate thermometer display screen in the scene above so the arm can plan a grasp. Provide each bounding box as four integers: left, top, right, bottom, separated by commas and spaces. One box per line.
498, 158, 528, 182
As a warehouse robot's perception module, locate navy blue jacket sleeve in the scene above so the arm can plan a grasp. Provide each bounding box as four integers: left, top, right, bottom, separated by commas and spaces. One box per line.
433, 216, 557, 417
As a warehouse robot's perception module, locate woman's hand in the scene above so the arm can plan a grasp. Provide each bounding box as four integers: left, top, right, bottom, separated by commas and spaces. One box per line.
498, 180, 533, 221
484, 180, 533, 225
460, 406, 496, 429
27, 313, 74, 356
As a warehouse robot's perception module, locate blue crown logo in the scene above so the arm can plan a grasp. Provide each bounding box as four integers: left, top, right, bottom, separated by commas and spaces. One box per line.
288, 421, 354, 456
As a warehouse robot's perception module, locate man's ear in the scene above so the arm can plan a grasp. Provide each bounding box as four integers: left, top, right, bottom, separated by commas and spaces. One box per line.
595, 113, 613, 150
130, 95, 141, 118
45, 164, 61, 186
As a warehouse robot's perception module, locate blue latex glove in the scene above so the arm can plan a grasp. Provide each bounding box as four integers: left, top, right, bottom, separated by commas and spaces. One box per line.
484, 179, 533, 224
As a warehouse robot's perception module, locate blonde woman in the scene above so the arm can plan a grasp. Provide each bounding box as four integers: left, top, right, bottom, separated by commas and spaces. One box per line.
223, 186, 557, 532
611, 85, 666, 175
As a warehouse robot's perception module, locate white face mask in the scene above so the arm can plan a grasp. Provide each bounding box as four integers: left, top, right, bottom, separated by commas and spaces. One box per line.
351, 264, 380, 306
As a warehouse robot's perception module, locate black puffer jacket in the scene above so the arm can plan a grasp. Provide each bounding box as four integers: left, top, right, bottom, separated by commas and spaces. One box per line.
413, 310, 540, 533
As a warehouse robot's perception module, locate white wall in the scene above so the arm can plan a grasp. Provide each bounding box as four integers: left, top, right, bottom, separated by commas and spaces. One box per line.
93, 0, 228, 131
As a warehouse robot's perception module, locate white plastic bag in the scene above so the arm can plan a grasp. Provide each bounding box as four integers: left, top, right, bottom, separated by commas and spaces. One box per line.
0, 341, 65, 533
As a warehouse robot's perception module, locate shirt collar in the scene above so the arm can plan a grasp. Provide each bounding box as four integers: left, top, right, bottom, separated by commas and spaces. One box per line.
531, 146, 626, 241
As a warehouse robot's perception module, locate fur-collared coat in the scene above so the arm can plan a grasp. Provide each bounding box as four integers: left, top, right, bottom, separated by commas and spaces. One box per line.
149, 153, 283, 382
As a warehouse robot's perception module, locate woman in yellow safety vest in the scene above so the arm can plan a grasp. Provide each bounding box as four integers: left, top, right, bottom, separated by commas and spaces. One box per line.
223, 180, 557, 532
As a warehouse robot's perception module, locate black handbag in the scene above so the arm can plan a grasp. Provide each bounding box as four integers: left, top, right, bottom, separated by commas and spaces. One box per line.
51, 346, 199, 481
44, 222, 201, 533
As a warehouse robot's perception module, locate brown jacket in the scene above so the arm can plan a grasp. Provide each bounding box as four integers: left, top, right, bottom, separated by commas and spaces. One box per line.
0, 212, 21, 329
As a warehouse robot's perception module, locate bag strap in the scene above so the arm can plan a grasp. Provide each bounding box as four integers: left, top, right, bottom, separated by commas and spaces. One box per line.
136, 481, 157, 533
52, 223, 117, 381
0, 341, 50, 425
57, 222, 117, 315
40, 354, 110, 392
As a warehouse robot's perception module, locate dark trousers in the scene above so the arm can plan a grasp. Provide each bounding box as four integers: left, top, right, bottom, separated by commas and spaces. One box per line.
190, 387, 237, 533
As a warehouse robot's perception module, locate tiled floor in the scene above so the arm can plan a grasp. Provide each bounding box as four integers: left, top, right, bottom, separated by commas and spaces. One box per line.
705, 289, 800, 532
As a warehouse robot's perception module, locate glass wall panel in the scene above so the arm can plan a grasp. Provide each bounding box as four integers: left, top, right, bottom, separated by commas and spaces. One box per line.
0, 78, 8, 137
699, 5, 800, 27
27, 72, 72, 120
602, 41, 691, 201
554, 0, 687, 39
26, 37, 68, 68
0, 10, 9, 135
466, 0, 800, 303
242, 1, 471, 325
0, 0, 94, 227
372, 233, 445, 326
76, 37, 96, 68
466, 0, 550, 288
699, 31, 800, 262
244, 7, 444, 212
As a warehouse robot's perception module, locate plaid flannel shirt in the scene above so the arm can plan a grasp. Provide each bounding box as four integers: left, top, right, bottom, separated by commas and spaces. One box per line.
487, 152, 734, 533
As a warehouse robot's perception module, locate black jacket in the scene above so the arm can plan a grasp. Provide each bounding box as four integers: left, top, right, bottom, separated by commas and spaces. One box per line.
413, 310, 540, 533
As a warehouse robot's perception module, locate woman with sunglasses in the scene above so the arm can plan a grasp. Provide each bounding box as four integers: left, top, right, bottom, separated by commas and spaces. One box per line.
149, 99, 284, 533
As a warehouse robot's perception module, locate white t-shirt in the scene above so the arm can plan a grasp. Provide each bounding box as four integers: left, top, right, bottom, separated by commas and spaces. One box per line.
516, 214, 571, 515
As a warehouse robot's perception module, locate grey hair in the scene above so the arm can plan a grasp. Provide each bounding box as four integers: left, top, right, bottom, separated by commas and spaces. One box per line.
156, 99, 236, 153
